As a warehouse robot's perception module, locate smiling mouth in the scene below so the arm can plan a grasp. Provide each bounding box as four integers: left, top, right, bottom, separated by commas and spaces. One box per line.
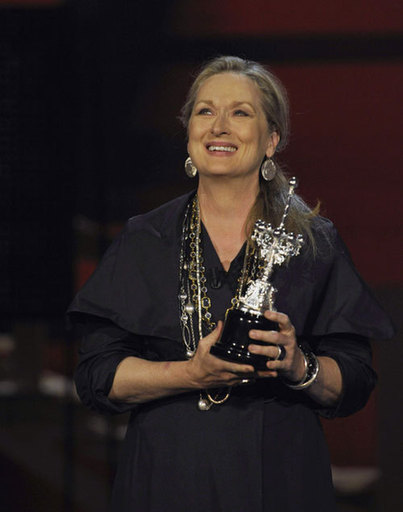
206, 144, 237, 152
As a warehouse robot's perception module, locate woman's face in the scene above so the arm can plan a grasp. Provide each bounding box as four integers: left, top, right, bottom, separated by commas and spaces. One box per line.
187, 72, 279, 181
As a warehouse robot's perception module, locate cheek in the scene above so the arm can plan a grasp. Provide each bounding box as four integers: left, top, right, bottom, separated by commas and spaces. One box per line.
187, 133, 202, 158
188, 122, 203, 143
242, 122, 265, 142
256, 128, 272, 151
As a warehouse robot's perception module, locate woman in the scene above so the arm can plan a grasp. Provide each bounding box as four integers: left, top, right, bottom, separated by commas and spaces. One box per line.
68, 56, 394, 511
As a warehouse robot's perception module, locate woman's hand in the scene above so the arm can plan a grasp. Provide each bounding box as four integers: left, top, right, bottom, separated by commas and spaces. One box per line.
186, 321, 255, 388
248, 310, 306, 382
109, 322, 255, 404
248, 310, 343, 405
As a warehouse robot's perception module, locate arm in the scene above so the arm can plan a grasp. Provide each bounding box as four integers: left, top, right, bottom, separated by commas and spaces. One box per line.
109, 321, 255, 404
108, 315, 344, 407
74, 317, 146, 414
75, 316, 255, 410
301, 355, 342, 406
314, 332, 376, 417
247, 310, 375, 413
108, 357, 192, 403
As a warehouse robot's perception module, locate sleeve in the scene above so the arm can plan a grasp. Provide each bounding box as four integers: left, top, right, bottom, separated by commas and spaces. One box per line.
276, 220, 392, 418
74, 315, 146, 415
312, 333, 377, 418
309, 221, 395, 340
67, 219, 182, 342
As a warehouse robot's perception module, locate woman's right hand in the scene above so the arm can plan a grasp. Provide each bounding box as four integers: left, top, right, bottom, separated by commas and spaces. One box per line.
109, 322, 256, 405
185, 321, 255, 388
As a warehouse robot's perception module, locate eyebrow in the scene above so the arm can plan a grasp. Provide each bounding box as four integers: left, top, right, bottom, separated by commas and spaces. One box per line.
194, 100, 256, 111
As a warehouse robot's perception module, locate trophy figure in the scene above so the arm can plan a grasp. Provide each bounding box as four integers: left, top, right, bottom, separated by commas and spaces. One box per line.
210, 177, 304, 370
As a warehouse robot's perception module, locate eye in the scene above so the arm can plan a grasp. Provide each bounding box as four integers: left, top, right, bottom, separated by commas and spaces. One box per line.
197, 107, 213, 115
234, 109, 249, 117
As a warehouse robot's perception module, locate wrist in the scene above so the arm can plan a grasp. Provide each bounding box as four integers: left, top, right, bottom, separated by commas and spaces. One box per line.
282, 344, 320, 391
182, 358, 201, 390
287, 347, 307, 383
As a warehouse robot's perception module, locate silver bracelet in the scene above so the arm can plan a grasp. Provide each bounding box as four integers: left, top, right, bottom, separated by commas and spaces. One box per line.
283, 345, 320, 391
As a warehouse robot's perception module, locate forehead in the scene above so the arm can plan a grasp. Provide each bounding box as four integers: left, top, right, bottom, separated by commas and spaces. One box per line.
195, 72, 263, 105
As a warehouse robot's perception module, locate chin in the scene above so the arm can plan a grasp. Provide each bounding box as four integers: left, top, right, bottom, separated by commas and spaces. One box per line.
200, 170, 235, 179
200, 163, 237, 175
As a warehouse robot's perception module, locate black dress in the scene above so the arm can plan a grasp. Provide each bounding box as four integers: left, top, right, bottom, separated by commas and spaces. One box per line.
68, 192, 394, 512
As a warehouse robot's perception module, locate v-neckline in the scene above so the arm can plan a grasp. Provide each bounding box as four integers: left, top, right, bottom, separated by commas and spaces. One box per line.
201, 223, 246, 275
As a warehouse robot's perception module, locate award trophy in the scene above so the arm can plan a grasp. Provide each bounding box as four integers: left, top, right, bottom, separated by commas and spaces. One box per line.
210, 177, 304, 370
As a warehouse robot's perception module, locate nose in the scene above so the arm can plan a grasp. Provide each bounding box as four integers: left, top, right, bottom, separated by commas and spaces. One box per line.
211, 112, 230, 135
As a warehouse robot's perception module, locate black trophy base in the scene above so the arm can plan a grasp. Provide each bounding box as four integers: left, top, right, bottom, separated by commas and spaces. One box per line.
210, 308, 278, 371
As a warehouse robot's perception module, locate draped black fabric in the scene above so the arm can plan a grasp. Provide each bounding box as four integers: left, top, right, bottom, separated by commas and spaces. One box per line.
67, 192, 394, 341
68, 191, 394, 512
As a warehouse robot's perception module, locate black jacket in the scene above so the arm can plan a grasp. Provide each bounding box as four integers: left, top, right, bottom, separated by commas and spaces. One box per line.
67, 192, 393, 512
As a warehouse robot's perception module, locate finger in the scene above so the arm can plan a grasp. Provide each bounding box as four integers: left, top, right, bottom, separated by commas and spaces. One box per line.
204, 366, 255, 388
215, 360, 255, 375
199, 321, 224, 346
265, 358, 286, 370
202, 325, 254, 374
256, 369, 278, 379
248, 342, 285, 360
263, 310, 294, 332
248, 329, 280, 344
248, 329, 293, 352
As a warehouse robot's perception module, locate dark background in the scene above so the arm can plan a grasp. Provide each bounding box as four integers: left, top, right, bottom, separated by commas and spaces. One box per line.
0, 1, 402, 511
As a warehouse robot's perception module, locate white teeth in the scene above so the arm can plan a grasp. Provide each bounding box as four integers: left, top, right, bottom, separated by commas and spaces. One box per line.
208, 145, 237, 152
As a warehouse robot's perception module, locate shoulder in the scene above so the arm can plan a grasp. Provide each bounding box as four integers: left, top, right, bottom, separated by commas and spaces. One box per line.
125, 191, 194, 237
83, 191, 194, 269
310, 215, 336, 239
304, 215, 365, 288
298, 215, 356, 279
309, 216, 343, 258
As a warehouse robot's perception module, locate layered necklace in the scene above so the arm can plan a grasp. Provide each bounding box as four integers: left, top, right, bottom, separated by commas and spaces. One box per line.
178, 194, 244, 410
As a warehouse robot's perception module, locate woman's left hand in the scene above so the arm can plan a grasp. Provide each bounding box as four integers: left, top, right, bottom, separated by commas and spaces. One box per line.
248, 310, 306, 381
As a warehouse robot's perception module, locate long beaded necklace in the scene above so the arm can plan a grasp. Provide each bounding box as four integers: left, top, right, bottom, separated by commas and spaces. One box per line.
178, 195, 235, 410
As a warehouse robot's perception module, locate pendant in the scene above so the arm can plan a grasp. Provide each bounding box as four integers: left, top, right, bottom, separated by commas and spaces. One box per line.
185, 303, 195, 314
198, 398, 212, 411
186, 349, 195, 358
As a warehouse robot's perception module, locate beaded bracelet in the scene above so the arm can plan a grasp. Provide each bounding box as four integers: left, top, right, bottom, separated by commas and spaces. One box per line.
283, 345, 320, 390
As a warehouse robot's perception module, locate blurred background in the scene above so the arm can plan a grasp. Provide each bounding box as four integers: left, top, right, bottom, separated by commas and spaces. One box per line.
0, 1, 402, 511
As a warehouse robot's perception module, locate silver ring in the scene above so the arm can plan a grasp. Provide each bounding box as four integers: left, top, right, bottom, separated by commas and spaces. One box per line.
238, 378, 256, 386
274, 345, 286, 361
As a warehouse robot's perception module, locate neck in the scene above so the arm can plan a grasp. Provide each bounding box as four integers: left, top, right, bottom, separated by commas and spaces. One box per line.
197, 175, 259, 234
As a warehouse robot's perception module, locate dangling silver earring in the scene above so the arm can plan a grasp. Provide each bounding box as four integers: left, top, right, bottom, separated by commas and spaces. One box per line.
185, 156, 198, 178
261, 158, 276, 181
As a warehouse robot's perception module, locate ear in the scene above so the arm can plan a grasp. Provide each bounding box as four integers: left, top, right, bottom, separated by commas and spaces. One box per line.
265, 132, 280, 158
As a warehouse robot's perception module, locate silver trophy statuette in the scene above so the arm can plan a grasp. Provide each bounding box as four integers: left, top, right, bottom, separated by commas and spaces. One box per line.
210, 177, 304, 370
